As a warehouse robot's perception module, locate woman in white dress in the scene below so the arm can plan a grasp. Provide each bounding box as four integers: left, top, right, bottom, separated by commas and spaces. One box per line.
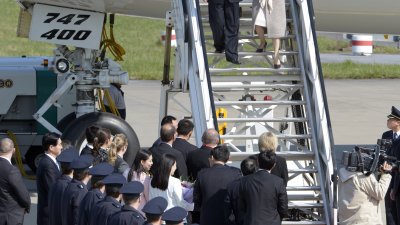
149, 154, 194, 217
252, 0, 286, 68
124, 149, 153, 211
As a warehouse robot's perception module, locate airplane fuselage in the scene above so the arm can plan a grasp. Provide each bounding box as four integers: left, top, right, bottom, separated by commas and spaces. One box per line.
18, 0, 400, 35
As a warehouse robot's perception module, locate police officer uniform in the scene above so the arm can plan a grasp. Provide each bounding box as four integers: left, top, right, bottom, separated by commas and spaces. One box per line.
61, 155, 93, 225
142, 197, 168, 225
384, 106, 400, 225
78, 162, 114, 225
89, 173, 127, 225
48, 148, 79, 225
108, 181, 146, 225
162, 207, 188, 225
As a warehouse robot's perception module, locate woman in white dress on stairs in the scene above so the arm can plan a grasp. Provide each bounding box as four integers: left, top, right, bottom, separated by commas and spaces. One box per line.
252, 0, 286, 68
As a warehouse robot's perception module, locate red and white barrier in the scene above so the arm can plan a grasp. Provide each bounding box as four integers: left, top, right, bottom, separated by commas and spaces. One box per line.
160, 30, 176, 47
352, 35, 373, 56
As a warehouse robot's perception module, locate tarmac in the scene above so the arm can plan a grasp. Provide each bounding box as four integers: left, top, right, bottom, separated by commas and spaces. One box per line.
22, 59, 400, 224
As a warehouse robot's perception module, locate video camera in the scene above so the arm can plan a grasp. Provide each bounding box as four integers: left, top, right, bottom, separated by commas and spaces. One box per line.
342, 139, 398, 174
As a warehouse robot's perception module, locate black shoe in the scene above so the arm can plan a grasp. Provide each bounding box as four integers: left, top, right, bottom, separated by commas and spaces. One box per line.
227, 58, 241, 65
273, 64, 281, 69
256, 42, 267, 52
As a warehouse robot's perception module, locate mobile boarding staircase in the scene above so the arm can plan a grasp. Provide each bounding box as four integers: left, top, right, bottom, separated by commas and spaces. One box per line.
163, 0, 337, 224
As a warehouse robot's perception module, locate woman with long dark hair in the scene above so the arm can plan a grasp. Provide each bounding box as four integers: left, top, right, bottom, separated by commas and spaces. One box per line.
92, 128, 112, 165
149, 154, 193, 216
124, 149, 153, 210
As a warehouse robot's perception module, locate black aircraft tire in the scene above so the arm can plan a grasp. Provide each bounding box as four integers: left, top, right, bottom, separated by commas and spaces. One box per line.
57, 112, 76, 132
61, 112, 140, 166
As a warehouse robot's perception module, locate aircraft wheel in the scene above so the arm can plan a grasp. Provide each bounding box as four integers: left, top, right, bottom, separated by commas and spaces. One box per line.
61, 112, 140, 166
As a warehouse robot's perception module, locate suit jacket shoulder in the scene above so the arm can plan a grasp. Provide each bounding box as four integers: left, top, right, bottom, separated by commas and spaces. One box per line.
172, 138, 197, 161
382, 130, 393, 139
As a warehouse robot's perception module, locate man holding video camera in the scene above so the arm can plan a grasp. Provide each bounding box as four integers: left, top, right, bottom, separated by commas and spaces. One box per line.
384, 106, 400, 225
339, 158, 392, 225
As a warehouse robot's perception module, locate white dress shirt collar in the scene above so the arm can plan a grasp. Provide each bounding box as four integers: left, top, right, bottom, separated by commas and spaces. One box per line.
45, 153, 59, 170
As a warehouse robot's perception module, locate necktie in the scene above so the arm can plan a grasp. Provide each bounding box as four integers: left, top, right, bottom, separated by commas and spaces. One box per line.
395, 133, 399, 140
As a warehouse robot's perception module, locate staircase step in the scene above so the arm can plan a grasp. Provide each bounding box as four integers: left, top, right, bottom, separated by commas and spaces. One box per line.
282, 221, 325, 225
211, 82, 303, 89
286, 186, 321, 191
221, 134, 312, 139
207, 51, 299, 57
209, 67, 301, 74
289, 168, 318, 174
288, 202, 324, 208
201, 18, 293, 25
200, 2, 289, 8
214, 100, 306, 106
217, 117, 307, 123
211, 75, 301, 82
204, 34, 296, 40
289, 194, 321, 201
229, 152, 315, 161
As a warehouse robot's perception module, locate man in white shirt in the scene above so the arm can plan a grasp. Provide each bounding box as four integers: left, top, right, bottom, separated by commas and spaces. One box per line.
36, 132, 62, 225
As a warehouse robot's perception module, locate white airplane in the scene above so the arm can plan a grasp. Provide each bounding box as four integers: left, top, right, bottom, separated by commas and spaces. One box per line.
17, 0, 400, 35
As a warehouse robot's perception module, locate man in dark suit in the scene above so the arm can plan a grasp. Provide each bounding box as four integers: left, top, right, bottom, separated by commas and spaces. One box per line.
207, 0, 242, 64
384, 106, 400, 225
36, 132, 62, 225
187, 128, 220, 181
152, 115, 178, 148
193, 145, 242, 225
173, 119, 198, 162
239, 151, 288, 225
81, 125, 100, 156
0, 138, 31, 225
225, 155, 258, 225
150, 123, 188, 179
187, 128, 220, 224
48, 148, 79, 225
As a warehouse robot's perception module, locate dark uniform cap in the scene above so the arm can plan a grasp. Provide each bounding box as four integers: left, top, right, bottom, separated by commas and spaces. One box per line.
80, 154, 94, 164
388, 106, 400, 120
102, 173, 127, 185
162, 207, 187, 224
70, 155, 92, 169
120, 181, 144, 194
56, 148, 79, 163
89, 162, 114, 176
142, 197, 168, 215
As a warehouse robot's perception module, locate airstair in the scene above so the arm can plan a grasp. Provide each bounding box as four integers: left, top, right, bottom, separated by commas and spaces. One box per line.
164, 0, 337, 224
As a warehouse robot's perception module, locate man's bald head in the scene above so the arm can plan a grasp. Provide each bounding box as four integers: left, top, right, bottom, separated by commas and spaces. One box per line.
201, 129, 220, 146
0, 138, 14, 154
160, 123, 177, 143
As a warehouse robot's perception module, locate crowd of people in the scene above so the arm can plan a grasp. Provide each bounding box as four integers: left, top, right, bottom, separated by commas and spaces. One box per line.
0, 114, 290, 225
